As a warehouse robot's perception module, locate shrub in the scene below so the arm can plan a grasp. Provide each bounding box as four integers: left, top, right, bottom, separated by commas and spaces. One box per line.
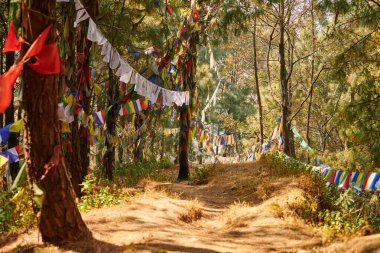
189, 166, 209, 185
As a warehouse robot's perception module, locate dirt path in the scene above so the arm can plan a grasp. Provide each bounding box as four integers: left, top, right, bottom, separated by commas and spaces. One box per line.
1, 161, 379, 253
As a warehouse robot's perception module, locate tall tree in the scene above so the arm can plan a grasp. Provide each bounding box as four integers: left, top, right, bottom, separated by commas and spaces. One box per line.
61, 0, 83, 197
252, 16, 263, 144
77, 0, 98, 181
21, 0, 90, 243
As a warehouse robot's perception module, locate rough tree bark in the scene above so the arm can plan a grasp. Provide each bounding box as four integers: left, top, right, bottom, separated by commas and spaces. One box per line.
21, 0, 90, 243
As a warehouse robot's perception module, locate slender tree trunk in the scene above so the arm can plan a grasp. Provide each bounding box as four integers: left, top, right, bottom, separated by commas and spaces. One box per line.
178, 105, 190, 180
161, 126, 165, 159
62, 1, 83, 197
103, 74, 117, 181
21, 0, 90, 243
77, 0, 97, 181
279, 1, 291, 155
306, 0, 315, 148
252, 17, 264, 144
178, 28, 198, 180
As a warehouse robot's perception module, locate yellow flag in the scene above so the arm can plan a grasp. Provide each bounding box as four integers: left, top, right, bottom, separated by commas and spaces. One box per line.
88, 115, 95, 136
62, 122, 71, 133
200, 131, 205, 142
132, 114, 136, 125
94, 84, 102, 95
65, 94, 74, 106
10, 119, 24, 133
0, 155, 8, 168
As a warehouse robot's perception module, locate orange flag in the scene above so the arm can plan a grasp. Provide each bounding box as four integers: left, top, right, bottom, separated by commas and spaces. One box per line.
2, 21, 22, 53
0, 24, 52, 113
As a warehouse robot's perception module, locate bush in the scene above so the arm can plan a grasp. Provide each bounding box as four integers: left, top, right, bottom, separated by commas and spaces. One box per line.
267, 153, 380, 235
189, 166, 209, 185
78, 175, 130, 211
113, 157, 172, 186
0, 188, 36, 235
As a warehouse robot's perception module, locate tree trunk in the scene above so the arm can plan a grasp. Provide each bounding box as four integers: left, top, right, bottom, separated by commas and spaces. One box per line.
21, 0, 90, 243
178, 107, 190, 180
103, 74, 117, 181
160, 126, 165, 159
77, 0, 97, 181
306, 0, 315, 148
177, 29, 198, 180
279, 1, 291, 156
252, 17, 264, 144
62, 1, 83, 197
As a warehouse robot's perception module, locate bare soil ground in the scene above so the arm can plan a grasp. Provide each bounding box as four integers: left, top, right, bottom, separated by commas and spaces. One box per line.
1, 160, 379, 253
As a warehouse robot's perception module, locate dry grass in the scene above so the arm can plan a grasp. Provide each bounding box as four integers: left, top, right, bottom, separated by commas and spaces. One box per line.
222, 201, 251, 229
177, 199, 203, 223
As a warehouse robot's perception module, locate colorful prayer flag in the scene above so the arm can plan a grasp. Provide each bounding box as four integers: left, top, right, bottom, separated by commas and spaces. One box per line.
92, 110, 105, 125
127, 101, 136, 114
10, 119, 24, 132
28, 43, 61, 74
2, 21, 22, 53
0, 155, 8, 168
119, 105, 128, 116
0, 24, 52, 113
0, 124, 11, 144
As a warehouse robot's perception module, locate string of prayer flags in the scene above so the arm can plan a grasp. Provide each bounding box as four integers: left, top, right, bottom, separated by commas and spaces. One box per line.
73, 0, 189, 106
314, 165, 380, 191
119, 98, 149, 116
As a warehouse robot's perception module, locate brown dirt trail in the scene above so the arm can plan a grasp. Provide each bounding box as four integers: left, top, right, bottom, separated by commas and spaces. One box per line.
1, 161, 379, 253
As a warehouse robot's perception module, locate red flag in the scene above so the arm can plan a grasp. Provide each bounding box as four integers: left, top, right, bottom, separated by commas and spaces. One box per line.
28, 43, 61, 74
2, 21, 21, 53
23, 24, 52, 59
15, 144, 24, 155
0, 24, 52, 113
0, 61, 24, 112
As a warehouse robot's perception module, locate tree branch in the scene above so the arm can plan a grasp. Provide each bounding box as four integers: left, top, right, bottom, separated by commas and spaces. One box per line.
289, 66, 325, 122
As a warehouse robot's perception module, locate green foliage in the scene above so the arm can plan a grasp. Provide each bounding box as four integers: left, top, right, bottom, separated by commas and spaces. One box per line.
315, 187, 380, 235
189, 166, 210, 185
0, 189, 36, 235
268, 153, 380, 235
78, 175, 129, 211
114, 157, 172, 186
268, 152, 309, 175
79, 157, 172, 211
